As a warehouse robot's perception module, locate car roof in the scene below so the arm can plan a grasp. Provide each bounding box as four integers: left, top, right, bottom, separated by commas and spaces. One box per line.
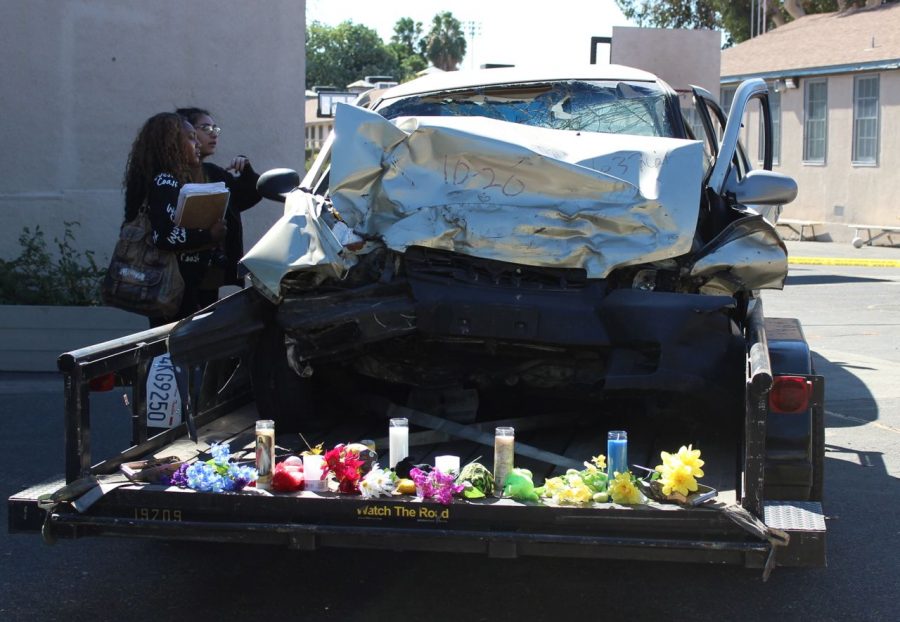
376, 64, 663, 103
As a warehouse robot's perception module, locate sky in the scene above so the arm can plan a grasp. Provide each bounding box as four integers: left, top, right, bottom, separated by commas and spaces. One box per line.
305, 0, 635, 70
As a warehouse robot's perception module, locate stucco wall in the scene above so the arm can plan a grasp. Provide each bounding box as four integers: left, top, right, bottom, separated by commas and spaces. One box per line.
611, 27, 721, 94
0, 0, 305, 263
741, 71, 899, 240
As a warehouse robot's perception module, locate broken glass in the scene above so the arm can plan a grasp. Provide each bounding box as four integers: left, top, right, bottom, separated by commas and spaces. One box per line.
376, 81, 675, 137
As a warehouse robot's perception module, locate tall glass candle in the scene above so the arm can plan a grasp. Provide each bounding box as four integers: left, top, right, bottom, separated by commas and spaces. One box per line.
255, 419, 275, 490
389, 418, 409, 468
493, 427, 515, 496
607, 430, 628, 479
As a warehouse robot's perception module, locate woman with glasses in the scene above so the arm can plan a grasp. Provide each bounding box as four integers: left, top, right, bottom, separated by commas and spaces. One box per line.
123, 112, 227, 326
176, 107, 262, 306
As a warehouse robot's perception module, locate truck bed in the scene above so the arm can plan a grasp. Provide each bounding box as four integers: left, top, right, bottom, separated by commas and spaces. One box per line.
10, 401, 824, 572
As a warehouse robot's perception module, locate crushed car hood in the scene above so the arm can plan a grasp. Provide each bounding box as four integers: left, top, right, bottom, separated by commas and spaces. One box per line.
242, 104, 788, 299
329, 103, 704, 279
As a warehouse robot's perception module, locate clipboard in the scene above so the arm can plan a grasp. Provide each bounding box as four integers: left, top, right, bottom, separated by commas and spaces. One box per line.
174, 182, 230, 228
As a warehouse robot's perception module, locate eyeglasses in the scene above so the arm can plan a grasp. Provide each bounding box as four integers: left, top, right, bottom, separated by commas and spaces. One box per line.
196, 123, 221, 137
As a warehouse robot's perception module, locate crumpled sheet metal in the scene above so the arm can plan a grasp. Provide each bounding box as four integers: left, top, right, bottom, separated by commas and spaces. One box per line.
330, 103, 705, 279
690, 216, 788, 295
241, 192, 351, 300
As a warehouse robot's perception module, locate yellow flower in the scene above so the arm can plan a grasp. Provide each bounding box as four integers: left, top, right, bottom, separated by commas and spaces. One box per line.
655, 450, 678, 475
541, 477, 565, 499
608, 471, 643, 504
558, 485, 591, 505
675, 445, 705, 478
655, 445, 705, 480
659, 464, 699, 497
590, 454, 607, 470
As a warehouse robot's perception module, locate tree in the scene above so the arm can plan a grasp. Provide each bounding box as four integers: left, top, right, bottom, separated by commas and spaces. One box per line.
389, 17, 428, 81
391, 17, 425, 57
425, 11, 467, 71
306, 21, 398, 89
612, 1, 880, 46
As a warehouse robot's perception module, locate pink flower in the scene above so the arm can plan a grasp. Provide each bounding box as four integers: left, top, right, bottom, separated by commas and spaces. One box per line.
410, 467, 463, 505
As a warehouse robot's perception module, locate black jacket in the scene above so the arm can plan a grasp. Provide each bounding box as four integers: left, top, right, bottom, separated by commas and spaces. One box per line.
146, 172, 214, 321
202, 160, 262, 286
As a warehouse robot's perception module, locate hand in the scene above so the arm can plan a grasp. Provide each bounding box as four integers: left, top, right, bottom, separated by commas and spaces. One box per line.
226, 156, 250, 176
209, 220, 227, 242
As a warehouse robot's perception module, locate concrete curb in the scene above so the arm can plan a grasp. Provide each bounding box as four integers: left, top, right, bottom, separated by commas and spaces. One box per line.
789, 256, 900, 268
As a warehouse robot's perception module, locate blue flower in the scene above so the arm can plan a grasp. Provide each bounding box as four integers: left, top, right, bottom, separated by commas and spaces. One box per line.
209, 442, 232, 466
186, 462, 226, 492
173, 447, 257, 493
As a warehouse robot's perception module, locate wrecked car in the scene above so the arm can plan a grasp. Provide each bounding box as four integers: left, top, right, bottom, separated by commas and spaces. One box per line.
235, 65, 796, 432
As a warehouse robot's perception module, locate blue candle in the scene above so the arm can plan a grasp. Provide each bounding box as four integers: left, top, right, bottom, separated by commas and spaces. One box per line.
607, 431, 628, 478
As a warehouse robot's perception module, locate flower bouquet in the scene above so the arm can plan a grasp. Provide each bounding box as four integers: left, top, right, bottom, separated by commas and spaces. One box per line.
323, 444, 367, 494
534, 455, 646, 505
637, 445, 717, 506
167, 443, 257, 493
410, 466, 463, 505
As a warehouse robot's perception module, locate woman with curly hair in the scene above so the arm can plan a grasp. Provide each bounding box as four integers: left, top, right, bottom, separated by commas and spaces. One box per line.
122, 112, 227, 326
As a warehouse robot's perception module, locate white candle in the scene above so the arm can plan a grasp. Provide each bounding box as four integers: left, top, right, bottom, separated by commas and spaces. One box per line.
435, 455, 460, 475
303, 453, 325, 491
389, 418, 409, 468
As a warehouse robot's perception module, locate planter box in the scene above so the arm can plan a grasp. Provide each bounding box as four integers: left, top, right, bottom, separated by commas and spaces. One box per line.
0, 305, 147, 372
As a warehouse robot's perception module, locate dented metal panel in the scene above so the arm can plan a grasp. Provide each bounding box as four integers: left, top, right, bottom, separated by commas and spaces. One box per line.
242, 192, 354, 300
329, 104, 704, 280
690, 216, 788, 296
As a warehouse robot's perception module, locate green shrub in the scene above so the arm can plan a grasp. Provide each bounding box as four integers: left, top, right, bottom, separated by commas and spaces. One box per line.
0, 222, 105, 306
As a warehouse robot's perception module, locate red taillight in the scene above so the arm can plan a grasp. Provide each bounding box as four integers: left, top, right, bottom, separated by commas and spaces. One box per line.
89, 372, 116, 392
769, 375, 812, 413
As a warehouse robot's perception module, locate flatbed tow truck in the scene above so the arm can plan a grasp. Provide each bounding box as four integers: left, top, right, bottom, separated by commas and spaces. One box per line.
9, 67, 826, 579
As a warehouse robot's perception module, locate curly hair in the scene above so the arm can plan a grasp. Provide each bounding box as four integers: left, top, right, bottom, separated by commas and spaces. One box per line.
123, 112, 198, 221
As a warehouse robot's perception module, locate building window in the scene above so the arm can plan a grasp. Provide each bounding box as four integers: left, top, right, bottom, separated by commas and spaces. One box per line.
720, 86, 736, 117
803, 79, 827, 163
852, 74, 879, 165
758, 88, 781, 166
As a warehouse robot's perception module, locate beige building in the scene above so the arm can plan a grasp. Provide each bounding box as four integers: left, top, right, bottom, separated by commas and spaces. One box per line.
305, 96, 335, 152
721, 3, 900, 241
0, 0, 306, 264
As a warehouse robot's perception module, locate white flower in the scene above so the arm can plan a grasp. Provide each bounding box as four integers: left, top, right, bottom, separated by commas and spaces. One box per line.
359, 466, 395, 498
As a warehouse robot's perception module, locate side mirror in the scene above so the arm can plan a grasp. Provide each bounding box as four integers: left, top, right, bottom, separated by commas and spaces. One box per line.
256, 168, 300, 203
725, 169, 798, 206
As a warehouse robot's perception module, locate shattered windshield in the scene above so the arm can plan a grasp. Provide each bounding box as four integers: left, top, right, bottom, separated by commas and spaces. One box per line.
376, 80, 676, 137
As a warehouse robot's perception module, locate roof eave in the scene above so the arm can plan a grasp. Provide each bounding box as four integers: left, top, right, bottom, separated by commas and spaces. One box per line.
722, 58, 900, 84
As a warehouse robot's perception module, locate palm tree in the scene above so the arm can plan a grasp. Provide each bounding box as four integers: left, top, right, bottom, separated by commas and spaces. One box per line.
392, 17, 425, 57
425, 11, 467, 71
